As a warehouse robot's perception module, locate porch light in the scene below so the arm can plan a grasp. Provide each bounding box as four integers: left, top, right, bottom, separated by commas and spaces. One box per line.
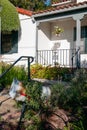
53, 26, 64, 37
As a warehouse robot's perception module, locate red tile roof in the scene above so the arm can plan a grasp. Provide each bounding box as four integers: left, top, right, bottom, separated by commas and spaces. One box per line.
16, 7, 32, 16
33, 1, 87, 15
16, 1, 87, 16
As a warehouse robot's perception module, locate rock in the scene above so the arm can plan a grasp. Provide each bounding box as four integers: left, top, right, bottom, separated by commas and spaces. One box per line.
41, 108, 68, 130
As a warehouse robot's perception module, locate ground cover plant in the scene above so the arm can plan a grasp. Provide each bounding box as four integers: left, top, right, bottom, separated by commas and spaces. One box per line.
0, 62, 87, 129
0, 62, 74, 88
22, 68, 87, 130
17, 80, 66, 130
55, 69, 87, 130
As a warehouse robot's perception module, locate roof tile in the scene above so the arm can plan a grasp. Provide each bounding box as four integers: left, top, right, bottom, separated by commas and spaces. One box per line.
33, 1, 87, 15
16, 7, 32, 16
17, 1, 87, 16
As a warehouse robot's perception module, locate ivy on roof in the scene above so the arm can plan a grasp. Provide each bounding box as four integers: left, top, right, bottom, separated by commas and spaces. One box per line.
0, 0, 20, 32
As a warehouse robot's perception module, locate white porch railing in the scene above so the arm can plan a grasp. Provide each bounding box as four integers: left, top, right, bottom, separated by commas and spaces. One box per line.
37, 49, 77, 67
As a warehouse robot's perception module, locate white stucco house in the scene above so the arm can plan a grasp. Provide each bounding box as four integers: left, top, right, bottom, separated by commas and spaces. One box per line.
0, 0, 87, 68
0, 7, 36, 67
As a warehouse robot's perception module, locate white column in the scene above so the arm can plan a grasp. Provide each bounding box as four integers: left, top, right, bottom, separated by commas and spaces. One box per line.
35, 22, 39, 63
73, 14, 84, 50
73, 14, 84, 68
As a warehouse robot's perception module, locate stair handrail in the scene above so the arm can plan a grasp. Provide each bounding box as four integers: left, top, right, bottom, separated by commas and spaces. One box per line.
0, 56, 34, 81
71, 47, 80, 59
71, 47, 80, 70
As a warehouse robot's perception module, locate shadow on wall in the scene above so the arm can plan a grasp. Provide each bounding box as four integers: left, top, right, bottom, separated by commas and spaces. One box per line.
81, 60, 87, 68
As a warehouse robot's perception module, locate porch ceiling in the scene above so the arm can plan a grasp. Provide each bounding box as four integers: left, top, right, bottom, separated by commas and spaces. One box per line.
49, 17, 73, 23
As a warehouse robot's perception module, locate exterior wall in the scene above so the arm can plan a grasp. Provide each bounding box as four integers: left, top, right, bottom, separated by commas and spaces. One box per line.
38, 18, 76, 50
76, 0, 85, 3
80, 15, 87, 68
38, 18, 76, 66
1, 14, 36, 67
73, 15, 87, 51
51, 19, 75, 50
38, 15, 87, 67
1, 12, 87, 67
18, 14, 36, 65
80, 54, 87, 68
38, 22, 51, 50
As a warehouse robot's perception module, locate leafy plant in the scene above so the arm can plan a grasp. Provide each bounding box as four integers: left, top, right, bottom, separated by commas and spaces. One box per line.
21, 81, 52, 130
9, 0, 47, 11
53, 26, 64, 36
0, 62, 27, 87
50, 83, 65, 107
64, 120, 85, 130
57, 69, 87, 129
30, 64, 72, 81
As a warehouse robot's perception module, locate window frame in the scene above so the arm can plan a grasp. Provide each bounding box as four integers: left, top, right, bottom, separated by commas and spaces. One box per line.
1, 31, 18, 54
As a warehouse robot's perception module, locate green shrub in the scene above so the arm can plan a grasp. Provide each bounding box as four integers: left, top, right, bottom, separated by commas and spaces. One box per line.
0, 0, 20, 32
57, 69, 87, 129
64, 120, 85, 130
22, 81, 52, 130
30, 64, 43, 78
30, 64, 72, 80
16, 69, 87, 130
58, 69, 87, 111
50, 83, 65, 107
0, 62, 27, 87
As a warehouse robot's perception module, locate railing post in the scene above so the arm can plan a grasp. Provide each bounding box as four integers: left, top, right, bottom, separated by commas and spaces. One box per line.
71, 54, 74, 74
76, 48, 80, 69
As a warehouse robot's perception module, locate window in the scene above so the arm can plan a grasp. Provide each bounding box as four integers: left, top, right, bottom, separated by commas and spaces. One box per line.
1, 31, 18, 54
73, 26, 87, 53
74, 26, 87, 41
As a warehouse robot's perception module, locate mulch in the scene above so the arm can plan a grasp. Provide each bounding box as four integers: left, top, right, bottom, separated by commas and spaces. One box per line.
0, 89, 23, 130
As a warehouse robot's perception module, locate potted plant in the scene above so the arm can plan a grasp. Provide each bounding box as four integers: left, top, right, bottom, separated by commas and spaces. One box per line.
53, 26, 64, 36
